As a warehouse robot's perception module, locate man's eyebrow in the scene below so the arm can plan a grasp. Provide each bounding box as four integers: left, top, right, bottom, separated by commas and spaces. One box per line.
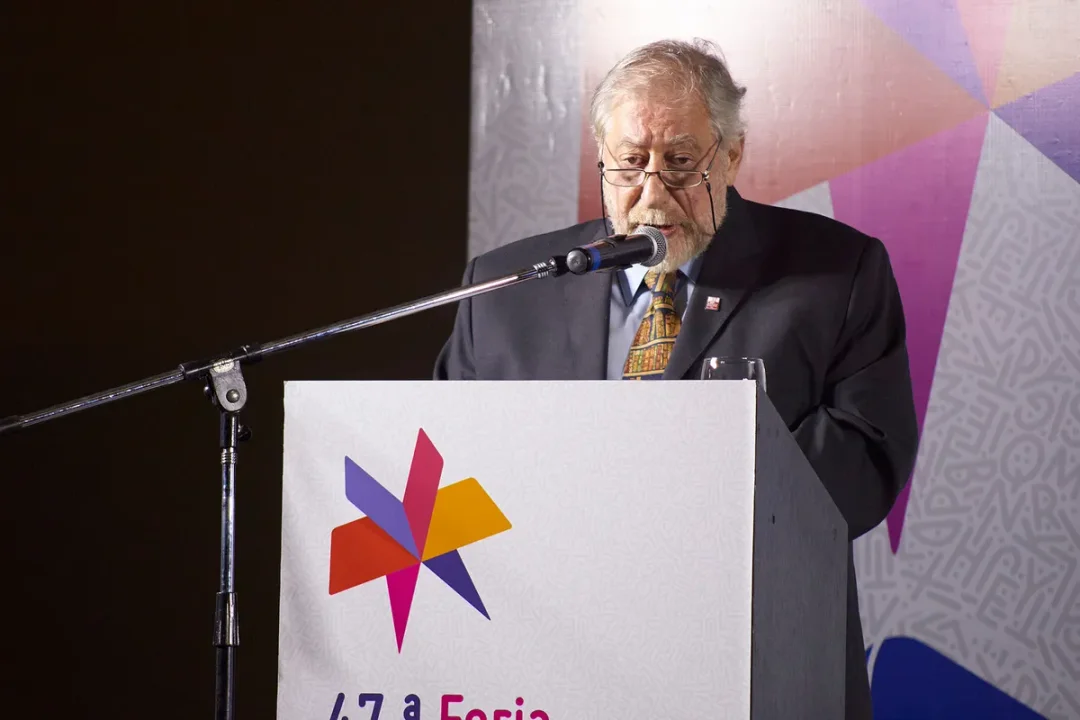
665, 134, 701, 150
613, 137, 647, 152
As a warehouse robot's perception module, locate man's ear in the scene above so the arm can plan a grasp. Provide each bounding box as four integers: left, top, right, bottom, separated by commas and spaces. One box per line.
725, 135, 745, 185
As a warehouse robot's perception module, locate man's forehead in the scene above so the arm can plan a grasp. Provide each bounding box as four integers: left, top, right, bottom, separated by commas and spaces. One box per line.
613, 132, 704, 150
607, 95, 712, 149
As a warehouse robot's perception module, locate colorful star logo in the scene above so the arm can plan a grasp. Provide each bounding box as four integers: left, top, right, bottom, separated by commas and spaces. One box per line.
328, 429, 512, 651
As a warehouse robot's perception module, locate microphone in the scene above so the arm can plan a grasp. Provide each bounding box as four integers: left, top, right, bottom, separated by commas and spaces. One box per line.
565, 226, 667, 275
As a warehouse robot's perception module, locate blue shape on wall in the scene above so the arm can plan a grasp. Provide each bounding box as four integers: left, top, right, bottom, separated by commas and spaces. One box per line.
868, 637, 1046, 719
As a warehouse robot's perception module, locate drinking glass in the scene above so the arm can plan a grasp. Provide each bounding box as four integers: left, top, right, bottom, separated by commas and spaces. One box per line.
700, 356, 766, 393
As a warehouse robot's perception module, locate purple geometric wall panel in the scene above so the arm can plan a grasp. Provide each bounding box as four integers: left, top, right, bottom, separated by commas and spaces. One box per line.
995, 72, 1080, 183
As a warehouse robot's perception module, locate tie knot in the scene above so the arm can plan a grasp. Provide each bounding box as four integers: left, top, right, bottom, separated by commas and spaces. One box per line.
644, 268, 678, 295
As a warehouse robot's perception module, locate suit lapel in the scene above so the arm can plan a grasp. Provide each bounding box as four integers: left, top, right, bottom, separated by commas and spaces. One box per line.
664, 187, 767, 380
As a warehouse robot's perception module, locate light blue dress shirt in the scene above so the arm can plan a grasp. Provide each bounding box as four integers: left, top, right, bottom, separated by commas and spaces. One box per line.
605, 257, 701, 380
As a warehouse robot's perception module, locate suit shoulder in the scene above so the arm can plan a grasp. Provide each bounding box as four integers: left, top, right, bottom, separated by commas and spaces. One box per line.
747, 200, 889, 268
469, 219, 607, 279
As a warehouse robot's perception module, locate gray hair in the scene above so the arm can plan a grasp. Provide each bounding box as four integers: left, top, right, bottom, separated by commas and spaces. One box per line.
589, 38, 747, 150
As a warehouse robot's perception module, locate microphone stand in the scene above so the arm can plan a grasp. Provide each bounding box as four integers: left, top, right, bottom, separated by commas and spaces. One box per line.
0, 255, 569, 720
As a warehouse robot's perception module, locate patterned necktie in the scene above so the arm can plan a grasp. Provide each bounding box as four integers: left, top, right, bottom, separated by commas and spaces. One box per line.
622, 269, 682, 380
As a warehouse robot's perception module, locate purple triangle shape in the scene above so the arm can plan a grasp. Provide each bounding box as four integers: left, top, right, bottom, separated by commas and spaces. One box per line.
344, 456, 419, 558
861, 0, 987, 105
424, 550, 490, 619
995, 72, 1080, 184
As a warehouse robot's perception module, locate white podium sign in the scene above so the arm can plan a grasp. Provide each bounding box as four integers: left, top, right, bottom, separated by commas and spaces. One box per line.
277, 380, 844, 720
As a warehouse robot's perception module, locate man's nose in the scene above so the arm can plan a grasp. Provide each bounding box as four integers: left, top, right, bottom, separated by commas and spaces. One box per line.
639, 167, 671, 206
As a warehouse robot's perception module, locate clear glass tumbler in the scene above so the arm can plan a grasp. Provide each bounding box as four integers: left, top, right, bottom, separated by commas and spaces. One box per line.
700, 356, 766, 393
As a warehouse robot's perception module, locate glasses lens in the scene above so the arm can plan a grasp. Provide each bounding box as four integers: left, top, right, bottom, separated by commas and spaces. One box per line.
604, 169, 644, 186
661, 171, 701, 188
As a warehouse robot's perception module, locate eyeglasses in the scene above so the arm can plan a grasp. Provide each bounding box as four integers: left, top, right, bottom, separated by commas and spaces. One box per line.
598, 137, 722, 189
597, 136, 723, 236
600, 168, 710, 188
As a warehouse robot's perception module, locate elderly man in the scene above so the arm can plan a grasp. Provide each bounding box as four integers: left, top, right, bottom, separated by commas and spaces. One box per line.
435, 39, 918, 720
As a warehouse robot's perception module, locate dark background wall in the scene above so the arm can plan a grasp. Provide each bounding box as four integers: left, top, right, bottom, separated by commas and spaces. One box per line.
1, 3, 471, 717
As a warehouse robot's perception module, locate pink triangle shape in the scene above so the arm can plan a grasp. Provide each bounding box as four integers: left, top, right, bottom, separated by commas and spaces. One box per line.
956, 0, 1015, 102
387, 563, 422, 652
402, 428, 443, 557
830, 112, 989, 553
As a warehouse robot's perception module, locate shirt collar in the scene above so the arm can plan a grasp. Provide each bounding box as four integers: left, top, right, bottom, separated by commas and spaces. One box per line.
617, 254, 702, 306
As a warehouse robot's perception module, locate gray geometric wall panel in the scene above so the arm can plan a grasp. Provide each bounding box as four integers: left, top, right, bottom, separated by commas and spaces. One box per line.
855, 114, 1080, 720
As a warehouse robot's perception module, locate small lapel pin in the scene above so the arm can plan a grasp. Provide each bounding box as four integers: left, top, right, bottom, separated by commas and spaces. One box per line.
705, 296, 721, 311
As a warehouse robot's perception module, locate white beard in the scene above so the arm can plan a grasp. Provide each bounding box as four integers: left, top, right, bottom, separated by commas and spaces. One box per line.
604, 193, 727, 273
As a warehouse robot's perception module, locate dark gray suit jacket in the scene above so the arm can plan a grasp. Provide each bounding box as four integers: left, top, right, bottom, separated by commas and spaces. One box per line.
435, 187, 919, 719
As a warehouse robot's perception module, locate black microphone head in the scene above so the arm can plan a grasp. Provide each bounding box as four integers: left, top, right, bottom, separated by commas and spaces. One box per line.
631, 225, 668, 267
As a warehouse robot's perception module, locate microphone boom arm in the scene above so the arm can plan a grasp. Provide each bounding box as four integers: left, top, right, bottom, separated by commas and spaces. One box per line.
0, 256, 566, 434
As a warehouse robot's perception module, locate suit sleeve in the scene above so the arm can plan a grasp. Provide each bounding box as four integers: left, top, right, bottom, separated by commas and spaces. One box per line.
792, 237, 920, 540
433, 259, 478, 380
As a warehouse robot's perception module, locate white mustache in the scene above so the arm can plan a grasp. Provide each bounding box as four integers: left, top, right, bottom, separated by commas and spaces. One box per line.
628, 208, 689, 229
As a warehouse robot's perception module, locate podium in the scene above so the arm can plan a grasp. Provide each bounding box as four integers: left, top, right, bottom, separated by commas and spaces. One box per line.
277, 380, 847, 720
